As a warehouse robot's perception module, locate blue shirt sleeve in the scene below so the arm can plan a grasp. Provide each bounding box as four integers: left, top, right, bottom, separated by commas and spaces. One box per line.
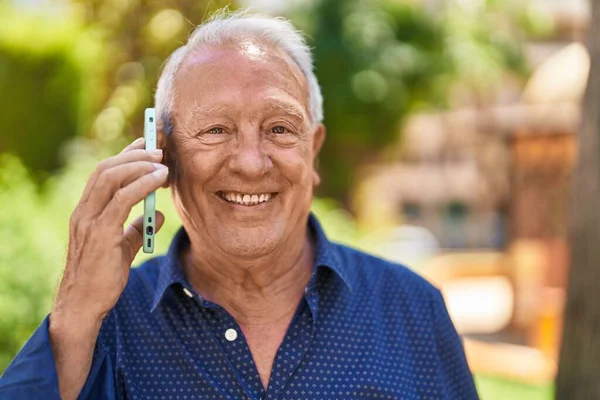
0, 314, 116, 400
433, 290, 480, 399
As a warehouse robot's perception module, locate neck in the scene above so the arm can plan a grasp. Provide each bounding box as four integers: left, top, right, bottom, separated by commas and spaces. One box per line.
181, 227, 315, 327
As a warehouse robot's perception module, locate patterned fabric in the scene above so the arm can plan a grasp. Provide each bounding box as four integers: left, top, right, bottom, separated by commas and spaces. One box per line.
0, 214, 479, 399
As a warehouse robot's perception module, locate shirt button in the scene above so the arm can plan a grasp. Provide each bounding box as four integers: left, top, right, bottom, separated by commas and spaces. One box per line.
182, 287, 194, 298
225, 328, 238, 342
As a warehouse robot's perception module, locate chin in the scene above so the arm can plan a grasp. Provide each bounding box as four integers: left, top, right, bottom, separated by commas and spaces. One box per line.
212, 223, 285, 260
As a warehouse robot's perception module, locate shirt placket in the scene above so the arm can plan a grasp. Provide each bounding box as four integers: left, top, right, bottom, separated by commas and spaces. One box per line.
178, 272, 321, 400
265, 285, 318, 399
207, 306, 266, 400
175, 285, 247, 399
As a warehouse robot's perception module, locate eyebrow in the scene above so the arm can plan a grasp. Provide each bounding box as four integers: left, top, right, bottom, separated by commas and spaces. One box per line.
187, 104, 235, 120
187, 98, 307, 122
262, 98, 306, 121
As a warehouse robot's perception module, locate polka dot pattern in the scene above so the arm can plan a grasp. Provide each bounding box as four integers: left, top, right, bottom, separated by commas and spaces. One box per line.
0, 214, 479, 399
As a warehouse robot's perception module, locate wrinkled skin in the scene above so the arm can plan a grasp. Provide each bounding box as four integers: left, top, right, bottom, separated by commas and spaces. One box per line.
165, 39, 325, 266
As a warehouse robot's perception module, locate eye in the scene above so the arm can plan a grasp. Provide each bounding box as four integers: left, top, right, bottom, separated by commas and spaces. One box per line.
208, 127, 224, 134
271, 126, 288, 134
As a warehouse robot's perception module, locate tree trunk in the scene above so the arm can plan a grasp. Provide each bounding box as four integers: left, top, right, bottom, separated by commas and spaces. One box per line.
556, 0, 600, 397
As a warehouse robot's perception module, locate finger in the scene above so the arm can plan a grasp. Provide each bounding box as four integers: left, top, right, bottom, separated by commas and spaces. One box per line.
120, 137, 145, 154
84, 161, 167, 215
78, 137, 148, 205
122, 211, 165, 261
80, 148, 163, 204
100, 168, 169, 225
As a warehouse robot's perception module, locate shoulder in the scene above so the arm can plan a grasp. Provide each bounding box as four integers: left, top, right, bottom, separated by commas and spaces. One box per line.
333, 242, 441, 306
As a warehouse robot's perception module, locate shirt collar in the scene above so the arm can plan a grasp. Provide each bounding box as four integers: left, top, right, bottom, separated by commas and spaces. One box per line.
308, 213, 355, 292
150, 212, 355, 312
150, 228, 189, 312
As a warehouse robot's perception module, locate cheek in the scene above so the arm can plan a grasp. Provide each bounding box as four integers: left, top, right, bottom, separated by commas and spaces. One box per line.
172, 138, 224, 195
272, 145, 314, 186
179, 137, 217, 171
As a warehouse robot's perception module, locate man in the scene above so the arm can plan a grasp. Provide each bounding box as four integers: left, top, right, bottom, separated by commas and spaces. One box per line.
0, 11, 478, 400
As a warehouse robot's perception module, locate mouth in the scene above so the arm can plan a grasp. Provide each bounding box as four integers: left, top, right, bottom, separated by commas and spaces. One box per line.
216, 191, 278, 206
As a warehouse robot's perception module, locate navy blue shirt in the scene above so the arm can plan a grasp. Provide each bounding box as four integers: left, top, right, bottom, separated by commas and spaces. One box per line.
0, 215, 478, 399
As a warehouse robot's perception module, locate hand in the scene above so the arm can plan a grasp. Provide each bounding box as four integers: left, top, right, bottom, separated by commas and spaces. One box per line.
52, 138, 169, 323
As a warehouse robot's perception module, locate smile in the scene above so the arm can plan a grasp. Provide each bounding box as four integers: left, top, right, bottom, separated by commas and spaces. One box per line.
216, 191, 276, 206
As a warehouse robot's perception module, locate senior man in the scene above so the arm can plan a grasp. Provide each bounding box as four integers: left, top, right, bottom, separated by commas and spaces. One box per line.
0, 11, 478, 400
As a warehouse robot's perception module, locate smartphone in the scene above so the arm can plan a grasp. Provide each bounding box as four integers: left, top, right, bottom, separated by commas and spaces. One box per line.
143, 108, 157, 254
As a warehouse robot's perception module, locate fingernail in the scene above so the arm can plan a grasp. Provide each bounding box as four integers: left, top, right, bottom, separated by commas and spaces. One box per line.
152, 168, 169, 177
150, 149, 163, 155
152, 163, 167, 169
134, 137, 144, 144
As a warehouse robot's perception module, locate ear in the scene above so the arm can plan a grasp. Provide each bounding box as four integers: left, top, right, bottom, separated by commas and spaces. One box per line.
156, 117, 167, 150
311, 123, 326, 187
156, 118, 171, 188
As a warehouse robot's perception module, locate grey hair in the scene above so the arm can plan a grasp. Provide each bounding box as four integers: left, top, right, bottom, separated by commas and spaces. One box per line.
154, 9, 323, 134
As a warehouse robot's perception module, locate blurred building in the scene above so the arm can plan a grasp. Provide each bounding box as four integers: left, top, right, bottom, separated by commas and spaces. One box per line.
356, 0, 590, 384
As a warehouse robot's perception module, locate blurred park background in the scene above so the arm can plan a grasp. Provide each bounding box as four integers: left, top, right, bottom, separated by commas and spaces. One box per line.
0, 0, 593, 398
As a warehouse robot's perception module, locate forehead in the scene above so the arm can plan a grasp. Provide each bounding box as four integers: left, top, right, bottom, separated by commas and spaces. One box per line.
172, 39, 309, 121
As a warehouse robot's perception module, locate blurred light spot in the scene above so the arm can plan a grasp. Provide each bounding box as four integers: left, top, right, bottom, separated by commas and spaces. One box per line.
98, 5, 120, 26
380, 44, 422, 75
345, 11, 394, 50
94, 107, 125, 142
116, 62, 145, 84
443, 277, 513, 334
352, 70, 388, 103
150, 9, 184, 43
456, 0, 484, 14
522, 42, 590, 105
108, 85, 139, 117
109, 0, 131, 13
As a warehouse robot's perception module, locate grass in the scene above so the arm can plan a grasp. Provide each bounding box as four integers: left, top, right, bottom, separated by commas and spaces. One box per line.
475, 374, 554, 400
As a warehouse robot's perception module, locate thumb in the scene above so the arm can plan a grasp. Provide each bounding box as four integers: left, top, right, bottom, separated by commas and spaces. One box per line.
122, 211, 166, 261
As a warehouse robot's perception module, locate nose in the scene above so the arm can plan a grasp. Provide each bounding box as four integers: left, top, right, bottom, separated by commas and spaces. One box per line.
228, 129, 272, 179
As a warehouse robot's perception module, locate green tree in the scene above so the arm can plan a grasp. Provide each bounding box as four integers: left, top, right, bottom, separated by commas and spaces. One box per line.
68, 0, 238, 148
0, 1, 238, 176
0, 5, 101, 175
290, 0, 535, 202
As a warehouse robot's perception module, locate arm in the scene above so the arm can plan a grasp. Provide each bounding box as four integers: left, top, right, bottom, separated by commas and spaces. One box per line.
0, 137, 168, 399
0, 314, 114, 400
432, 289, 480, 400
0, 317, 61, 399
48, 311, 104, 399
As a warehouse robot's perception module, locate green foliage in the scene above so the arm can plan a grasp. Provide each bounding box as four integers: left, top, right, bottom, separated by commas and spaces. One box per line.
475, 374, 554, 400
290, 0, 529, 201
0, 6, 101, 175
0, 0, 532, 201
67, 0, 237, 151
0, 146, 115, 371
0, 155, 64, 370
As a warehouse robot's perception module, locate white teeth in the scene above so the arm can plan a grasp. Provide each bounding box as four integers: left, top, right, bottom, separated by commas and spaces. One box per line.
221, 192, 273, 205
